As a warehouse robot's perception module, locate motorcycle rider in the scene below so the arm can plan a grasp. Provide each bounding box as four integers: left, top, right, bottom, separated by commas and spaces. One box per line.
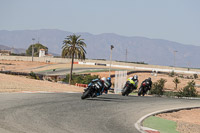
93, 77, 112, 97
140, 77, 152, 91
101, 77, 112, 94
126, 75, 139, 90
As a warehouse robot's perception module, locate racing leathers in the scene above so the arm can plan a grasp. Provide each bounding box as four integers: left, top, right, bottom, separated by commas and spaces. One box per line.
127, 77, 138, 90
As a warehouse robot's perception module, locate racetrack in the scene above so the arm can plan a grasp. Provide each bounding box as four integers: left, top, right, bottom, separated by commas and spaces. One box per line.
35, 67, 110, 75
0, 93, 199, 133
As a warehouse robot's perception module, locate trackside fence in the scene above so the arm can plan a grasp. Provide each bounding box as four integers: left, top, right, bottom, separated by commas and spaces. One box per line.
114, 71, 127, 94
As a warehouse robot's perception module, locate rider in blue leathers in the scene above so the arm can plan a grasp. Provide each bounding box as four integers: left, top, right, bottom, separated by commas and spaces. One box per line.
93, 77, 112, 97
101, 77, 112, 94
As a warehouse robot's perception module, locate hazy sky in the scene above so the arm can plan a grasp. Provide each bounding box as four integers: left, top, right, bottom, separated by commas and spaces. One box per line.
0, 0, 200, 46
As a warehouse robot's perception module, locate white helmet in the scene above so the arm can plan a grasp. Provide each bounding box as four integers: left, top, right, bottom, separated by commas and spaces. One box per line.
101, 77, 106, 82
133, 75, 138, 80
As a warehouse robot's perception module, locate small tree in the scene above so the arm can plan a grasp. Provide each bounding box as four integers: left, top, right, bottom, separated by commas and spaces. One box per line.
177, 80, 198, 97
26, 43, 48, 56
173, 77, 180, 90
150, 78, 167, 96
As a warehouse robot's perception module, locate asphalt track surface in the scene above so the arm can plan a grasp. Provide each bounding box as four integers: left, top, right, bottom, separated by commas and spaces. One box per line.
36, 67, 108, 75
0, 93, 199, 133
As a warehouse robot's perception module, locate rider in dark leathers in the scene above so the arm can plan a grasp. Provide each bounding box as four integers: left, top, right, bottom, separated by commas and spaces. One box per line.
140, 77, 152, 91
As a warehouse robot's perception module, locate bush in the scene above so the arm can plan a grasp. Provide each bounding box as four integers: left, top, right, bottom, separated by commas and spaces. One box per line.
169, 71, 175, 77
29, 71, 41, 80
63, 74, 99, 85
150, 78, 167, 96
194, 74, 198, 79
176, 80, 198, 97
29, 71, 37, 79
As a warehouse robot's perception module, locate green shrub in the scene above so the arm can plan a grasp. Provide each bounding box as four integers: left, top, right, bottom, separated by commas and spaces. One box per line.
29, 71, 37, 79
29, 71, 41, 80
194, 74, 198, 79
150, 78, 167, 96
176, 80, 198, 97
169, 71, 175, 77
63, 74, 99, 85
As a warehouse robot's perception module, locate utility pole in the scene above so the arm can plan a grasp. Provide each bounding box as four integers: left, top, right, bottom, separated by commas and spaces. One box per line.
32, 38, 35, 62
187, 62, 190, 71
173, 50, 178, 69
125, 48, 128, 62
109, 45, 114, 77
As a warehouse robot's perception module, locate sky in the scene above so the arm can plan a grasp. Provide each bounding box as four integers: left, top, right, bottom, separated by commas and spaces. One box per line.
0, 0, 200, 46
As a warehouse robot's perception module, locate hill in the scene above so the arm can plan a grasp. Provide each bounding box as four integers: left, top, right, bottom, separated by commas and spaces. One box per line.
0, 29, 199, 68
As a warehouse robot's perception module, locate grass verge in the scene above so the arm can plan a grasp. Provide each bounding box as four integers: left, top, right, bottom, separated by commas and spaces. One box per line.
143, 116, 179, 133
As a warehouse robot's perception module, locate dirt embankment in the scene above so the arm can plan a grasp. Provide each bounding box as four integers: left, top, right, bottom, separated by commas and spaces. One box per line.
0, 73, 83, 93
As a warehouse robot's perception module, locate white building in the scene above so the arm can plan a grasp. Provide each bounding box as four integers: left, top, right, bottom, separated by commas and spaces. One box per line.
39, 49, 46, 57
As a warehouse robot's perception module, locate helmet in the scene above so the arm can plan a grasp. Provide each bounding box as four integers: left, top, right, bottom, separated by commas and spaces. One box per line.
148, 77, 151, 81
101, 77, 106, 82
133, 75, 138, 80
107, 77, 111, 81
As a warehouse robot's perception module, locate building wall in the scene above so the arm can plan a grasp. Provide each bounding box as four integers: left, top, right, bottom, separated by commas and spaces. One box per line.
39, 50, 45, 57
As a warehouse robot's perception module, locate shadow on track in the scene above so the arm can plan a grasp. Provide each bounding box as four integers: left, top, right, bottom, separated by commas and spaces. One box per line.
85, 95, 137, 102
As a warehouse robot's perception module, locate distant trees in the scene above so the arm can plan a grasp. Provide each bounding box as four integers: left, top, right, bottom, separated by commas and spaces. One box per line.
62, 34, 87, 84
26, 43, 48, 56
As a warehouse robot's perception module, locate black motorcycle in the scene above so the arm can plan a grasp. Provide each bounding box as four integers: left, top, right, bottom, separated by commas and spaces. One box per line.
81, 79, 103, 100
138, 81, 150, 96
122, 80, 136, 96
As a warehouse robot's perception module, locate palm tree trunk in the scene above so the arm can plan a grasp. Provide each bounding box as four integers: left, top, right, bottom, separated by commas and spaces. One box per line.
69, 53, 75, 84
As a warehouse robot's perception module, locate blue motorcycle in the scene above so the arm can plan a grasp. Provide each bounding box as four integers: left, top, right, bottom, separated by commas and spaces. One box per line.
81, 79, 103, 100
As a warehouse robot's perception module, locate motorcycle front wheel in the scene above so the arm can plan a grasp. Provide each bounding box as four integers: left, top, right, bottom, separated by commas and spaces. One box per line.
138, 87, 143, 96
81, 89, 91, 100
122, 86, 129, 96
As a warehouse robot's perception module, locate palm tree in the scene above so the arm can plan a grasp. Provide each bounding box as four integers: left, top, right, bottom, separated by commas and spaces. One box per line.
173, 77, 180, 90
62, 34, 87, 84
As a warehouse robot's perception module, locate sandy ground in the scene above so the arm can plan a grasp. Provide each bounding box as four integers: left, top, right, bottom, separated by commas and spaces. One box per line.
1, 60, 200, 133
0, 73, 83, 93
